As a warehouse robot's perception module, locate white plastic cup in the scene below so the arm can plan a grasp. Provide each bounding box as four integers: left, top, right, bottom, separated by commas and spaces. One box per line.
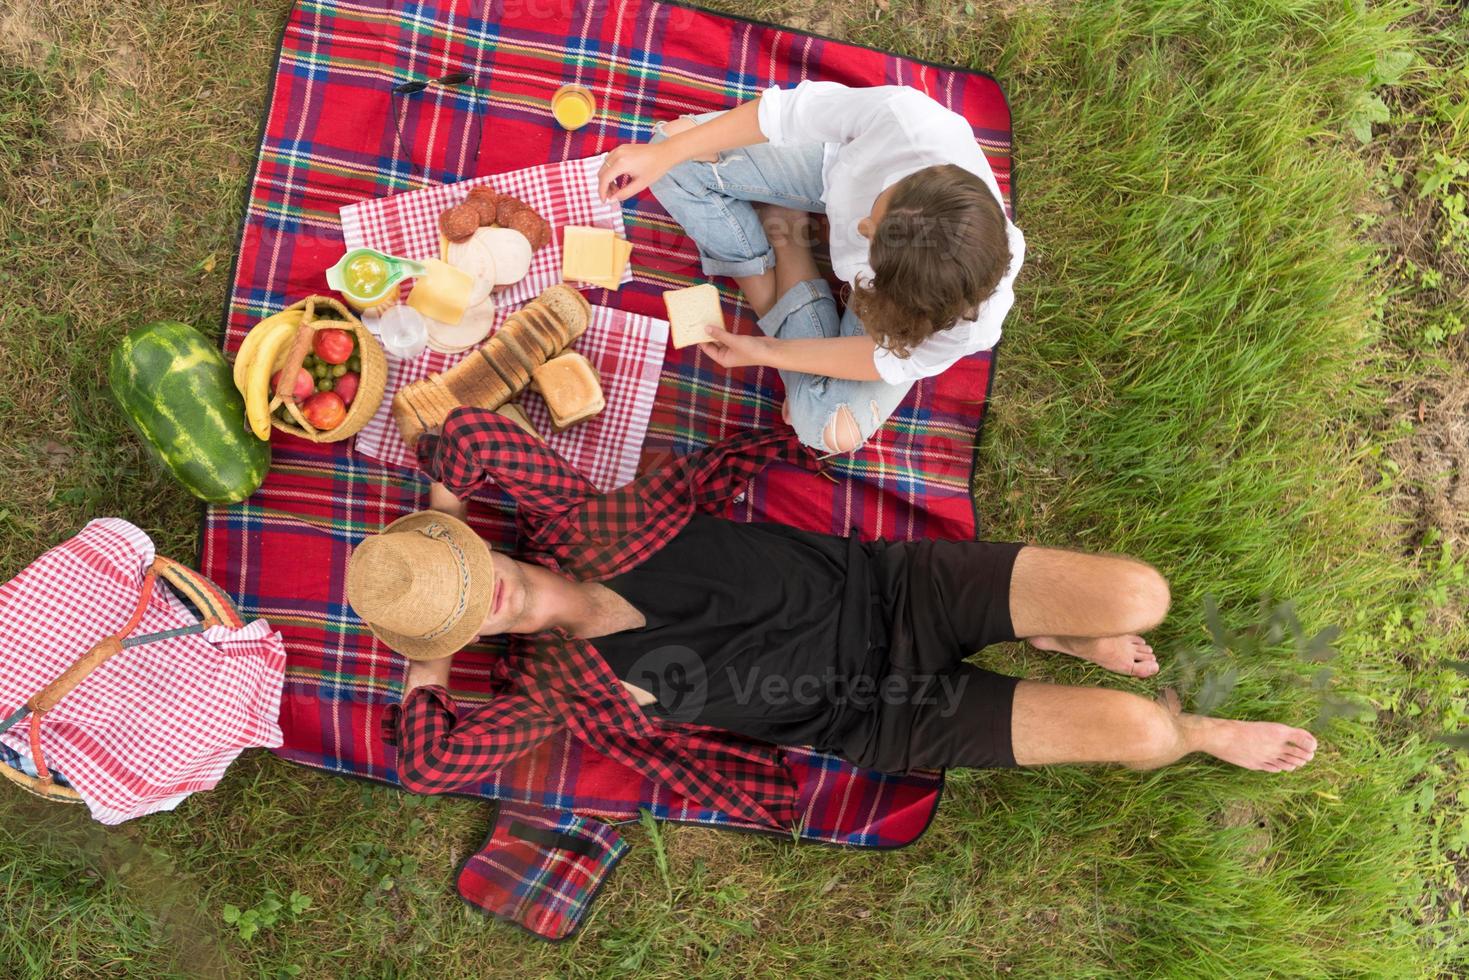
375, 305, 428, 360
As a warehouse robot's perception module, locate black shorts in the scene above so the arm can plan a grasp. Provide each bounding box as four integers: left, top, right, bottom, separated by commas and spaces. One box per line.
837, 540, 1024, 774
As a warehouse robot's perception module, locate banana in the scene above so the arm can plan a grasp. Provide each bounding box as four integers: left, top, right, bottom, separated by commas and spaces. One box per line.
233, 308, 306, 392
244, 319, 303, 439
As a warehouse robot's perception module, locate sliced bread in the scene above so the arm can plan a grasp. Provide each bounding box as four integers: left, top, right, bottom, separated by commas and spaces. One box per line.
537, 283, 592, 342
663, 282, 724, 349
531, 352, 604, 429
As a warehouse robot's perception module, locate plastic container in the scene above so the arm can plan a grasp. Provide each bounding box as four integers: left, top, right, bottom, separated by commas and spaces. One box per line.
325, 248, 427, 311
374, 305, 429, 361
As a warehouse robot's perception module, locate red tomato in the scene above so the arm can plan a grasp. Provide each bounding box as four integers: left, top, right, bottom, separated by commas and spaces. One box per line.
301, 391, 347, 430
270, 367, 315, 402
313, 328, 356, 365
334, 371, 360, 405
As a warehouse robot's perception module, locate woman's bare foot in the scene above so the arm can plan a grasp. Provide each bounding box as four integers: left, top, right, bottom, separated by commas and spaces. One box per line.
1183, 715, 1318, 772
759, 203, 816, 249
1028, 634, 1159, 678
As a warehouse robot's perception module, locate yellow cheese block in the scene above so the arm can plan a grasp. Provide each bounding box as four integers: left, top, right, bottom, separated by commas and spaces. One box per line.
579, 237, 634, 290
561, 226, 617, 283
407, 258, 475, 325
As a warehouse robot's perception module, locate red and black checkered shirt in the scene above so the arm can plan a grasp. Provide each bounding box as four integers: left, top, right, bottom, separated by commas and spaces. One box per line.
382, 408, 821, 828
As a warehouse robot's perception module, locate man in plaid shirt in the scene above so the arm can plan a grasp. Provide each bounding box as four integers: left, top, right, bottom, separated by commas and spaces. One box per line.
350, 408, 1317, 830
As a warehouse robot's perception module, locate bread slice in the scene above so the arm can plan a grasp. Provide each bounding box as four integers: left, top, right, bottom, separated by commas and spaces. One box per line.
516, 309, 562, 360
662, 283, 724, 349
496, 322, 544, 378
419, 374, 463, 422
524, 304, 571, 354
446, 352, 513, 409
537, 284, 592, 342
485, 337, 531, 392
531, 352, 604, 429
391, 391, 427, 448
495, 402, 542, 440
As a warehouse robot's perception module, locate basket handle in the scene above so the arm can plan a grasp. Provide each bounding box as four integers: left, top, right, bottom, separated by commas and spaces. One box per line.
8, 556, 244, 791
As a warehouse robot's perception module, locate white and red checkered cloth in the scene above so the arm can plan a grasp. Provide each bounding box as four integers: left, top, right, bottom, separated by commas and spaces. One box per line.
340, 154, 669, 490
0, 520, 286, 824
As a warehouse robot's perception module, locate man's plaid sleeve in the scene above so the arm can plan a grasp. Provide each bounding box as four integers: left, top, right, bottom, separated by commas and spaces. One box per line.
416, 408, 597, 516
389, 685, 560, 794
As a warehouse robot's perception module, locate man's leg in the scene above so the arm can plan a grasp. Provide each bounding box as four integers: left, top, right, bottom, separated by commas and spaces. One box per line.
1010, 681, 1318, 772
1008, 546, 1172, 678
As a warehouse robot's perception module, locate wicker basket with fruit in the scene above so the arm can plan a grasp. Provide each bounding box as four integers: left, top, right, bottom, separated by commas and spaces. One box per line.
234, 295, 387, 443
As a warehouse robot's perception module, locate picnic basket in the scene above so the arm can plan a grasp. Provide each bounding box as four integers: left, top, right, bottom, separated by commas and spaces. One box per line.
0, 556, 245, 804
270, 295, 387, 442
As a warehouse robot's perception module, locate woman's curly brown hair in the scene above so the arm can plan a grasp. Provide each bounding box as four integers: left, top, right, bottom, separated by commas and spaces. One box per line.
850, 164, 1011, 358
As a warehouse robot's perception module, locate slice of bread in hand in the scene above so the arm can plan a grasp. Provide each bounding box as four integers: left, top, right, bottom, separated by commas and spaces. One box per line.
495, 402, 542, 440
531, 352, 604, 429
663, 283, 724, 348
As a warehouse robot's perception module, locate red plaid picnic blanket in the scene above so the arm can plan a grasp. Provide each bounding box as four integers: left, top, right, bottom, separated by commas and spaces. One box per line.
1, 520, 286, 825
344, 155, 665, 488
203, 0, 1012, 940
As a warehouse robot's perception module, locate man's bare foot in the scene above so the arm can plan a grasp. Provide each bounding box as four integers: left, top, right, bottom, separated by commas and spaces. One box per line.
1184, 715, 1318, 772
1028, 634, 1159, 678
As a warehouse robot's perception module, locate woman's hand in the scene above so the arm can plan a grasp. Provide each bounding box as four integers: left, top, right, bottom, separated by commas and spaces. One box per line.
699, 323, 775, 370
598, 142, 676, 202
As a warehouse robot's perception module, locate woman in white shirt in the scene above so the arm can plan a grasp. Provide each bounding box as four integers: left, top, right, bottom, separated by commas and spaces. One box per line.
599, 81, 1025, 454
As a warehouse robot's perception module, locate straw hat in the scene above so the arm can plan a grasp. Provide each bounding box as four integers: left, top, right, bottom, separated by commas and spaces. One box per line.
346, 511, 495, 661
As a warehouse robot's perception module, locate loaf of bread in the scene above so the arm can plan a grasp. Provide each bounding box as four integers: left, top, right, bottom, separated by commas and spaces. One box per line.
531, 352, 604, 430
389, 283, 595, 445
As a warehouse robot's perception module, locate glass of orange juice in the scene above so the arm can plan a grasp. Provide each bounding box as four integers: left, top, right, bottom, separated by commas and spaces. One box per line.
552, 84, 596, 131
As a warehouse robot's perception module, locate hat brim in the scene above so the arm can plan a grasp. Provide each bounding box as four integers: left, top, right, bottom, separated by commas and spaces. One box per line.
361, 510, 496, 661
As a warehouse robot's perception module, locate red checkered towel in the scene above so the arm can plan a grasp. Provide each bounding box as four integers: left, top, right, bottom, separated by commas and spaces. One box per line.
343, 155, 666, 489
0, 520, 287, 824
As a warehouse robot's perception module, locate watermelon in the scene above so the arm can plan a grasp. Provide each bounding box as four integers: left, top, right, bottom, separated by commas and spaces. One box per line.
109, 320, 269, 504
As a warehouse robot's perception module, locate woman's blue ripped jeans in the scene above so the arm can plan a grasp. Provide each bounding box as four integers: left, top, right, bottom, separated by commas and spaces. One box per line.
648, 112, 915, 455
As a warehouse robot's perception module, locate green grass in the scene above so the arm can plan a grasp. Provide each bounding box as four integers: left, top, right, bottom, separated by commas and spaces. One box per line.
2, 0, 1467, 976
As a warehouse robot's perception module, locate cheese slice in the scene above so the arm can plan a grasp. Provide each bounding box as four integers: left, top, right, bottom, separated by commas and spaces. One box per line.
561, 225, 617, 283
407, 258, 475, 325
579, 237, 634, 290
